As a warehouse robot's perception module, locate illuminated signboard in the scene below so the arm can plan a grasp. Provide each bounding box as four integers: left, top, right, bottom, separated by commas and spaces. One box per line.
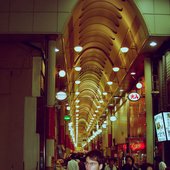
64, 115, 71, 121
154, 113, 167, 142
130, 142, 145, 151
128, 92, 140, 101
162, 112, 170, 140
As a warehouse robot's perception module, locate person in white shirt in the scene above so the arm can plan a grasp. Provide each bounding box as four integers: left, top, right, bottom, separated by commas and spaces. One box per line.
67, 153, 79, 170
104, 158, 117, 170
154, 156, 167, 170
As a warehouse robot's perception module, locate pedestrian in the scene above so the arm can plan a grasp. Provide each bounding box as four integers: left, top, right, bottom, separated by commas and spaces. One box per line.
67, 153, 79, 170
122, 156, 138, 170
154, 156, 167, 170
85, 149, 105, 170
104, 157, 117, 170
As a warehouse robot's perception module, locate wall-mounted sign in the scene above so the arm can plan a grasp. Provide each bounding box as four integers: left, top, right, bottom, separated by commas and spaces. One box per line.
163, 112, 170, 140
64, 115, 71, 121
130, 142, 145, 151
154, 113, 167, 142
128, 92, 140, 101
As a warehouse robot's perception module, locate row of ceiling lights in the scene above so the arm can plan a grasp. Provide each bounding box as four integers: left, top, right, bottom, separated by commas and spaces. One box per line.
55, 40, 157, 147
56, 40, 157, 128
55, 40, 157, 101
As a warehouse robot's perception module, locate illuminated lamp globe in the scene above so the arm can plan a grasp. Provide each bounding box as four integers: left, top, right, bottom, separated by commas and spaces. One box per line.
120, 47, 129, 53
150, 41, 157, 47
103, 92, 107, 95
136, 82, 142, 89
130, 72, 136, 75
66, 106, 70, 111
56, 91, 67, 100
55, 48, 59, 52
74, 45, 83, 52
75, 66, 82, 71
107, 81, 113, 85
59, 70, 66, 77
75, 80, 81, 84
102, 123, 107, 128
75, 92, 80, 95
110, 115, 117, 121
112, 67, 120, 72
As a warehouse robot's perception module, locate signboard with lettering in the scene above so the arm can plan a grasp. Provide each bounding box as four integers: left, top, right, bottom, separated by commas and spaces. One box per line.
154, 113, 167, 142
128, 92, 140, 101
162, 112, 170, 140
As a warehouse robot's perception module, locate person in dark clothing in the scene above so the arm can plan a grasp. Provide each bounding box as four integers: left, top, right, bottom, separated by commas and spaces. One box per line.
122, 156, 138, 170
140, 162, 153, 170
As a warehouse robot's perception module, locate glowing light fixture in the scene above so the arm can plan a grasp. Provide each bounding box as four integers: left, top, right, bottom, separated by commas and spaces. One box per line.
64, 115, 71, 121
75, 99, 80, 103
120, 47, 129, 53
102, 123, 107, 128
55, 48, 59, 52
136, 82, 142, 89
66, 106, 70, 111
99, 100, 104, 103
131, 72, 136, 75
103, 92, 107, 95
150, 41, 157, 47
56, 91, 67, 100
110, 115, 117, 121
59, 70, 66, 77
74, 45, 83, 52
75, 66, 82, 71
112, 67, 120, 72
107, 81, 113, 85
75, 92, 80, 95
75, 80, 81, 84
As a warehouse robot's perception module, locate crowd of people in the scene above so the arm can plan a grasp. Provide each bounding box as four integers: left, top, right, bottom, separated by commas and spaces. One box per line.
55, 149, 167, 170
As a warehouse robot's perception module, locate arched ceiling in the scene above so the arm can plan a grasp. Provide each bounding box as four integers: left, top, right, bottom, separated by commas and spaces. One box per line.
63, 0, 148, 146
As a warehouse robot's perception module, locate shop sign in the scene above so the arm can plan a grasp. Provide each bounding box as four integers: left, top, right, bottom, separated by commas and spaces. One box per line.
130, 142, 145, 151
128, 92, 140, 101
64, 115, 71, 121
123, 144, 127, 151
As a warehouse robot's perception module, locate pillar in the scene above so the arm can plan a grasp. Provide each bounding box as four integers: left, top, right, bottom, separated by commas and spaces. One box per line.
58, 103, 65, 146
46, 40, 56, 169
102, 127, 108, 157
144, 57, 154, 163
107, 110, 112, 157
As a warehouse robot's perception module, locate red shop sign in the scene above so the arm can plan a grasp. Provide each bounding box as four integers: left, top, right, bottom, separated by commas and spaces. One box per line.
128, 92, 140, 101
130, 142, 145, 151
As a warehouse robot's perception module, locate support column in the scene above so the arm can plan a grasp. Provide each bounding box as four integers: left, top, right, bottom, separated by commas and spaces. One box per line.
144, 57, 154, 163
58, 104, 65, 147
107, 110, 112, 157
108, 110, 112, 147
102, 127, 108, 157
46, 40, 56, 170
